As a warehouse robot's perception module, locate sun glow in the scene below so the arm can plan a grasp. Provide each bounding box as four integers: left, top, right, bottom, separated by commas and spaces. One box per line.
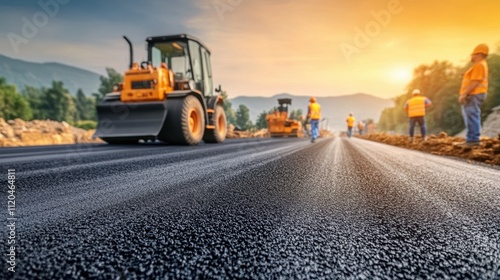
389, 68, 413, 84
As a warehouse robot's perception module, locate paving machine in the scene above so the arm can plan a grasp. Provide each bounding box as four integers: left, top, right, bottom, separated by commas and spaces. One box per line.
265, 98, 303, 137
95, 34, 226, 145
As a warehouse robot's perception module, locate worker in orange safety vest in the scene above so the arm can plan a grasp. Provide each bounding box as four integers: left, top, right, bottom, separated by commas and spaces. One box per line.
458, 43, 489, 146
346, 113, 355, 138
357, 121, 365, 135
307, 97, 321, 143
404, 89, 432, 142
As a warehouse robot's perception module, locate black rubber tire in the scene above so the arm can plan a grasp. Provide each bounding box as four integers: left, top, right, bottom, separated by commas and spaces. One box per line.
160, 96, 205, 145
203, 105, 227, 143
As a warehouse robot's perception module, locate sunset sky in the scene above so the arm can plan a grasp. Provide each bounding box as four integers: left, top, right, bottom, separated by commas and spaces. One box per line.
0, 0, 499, 99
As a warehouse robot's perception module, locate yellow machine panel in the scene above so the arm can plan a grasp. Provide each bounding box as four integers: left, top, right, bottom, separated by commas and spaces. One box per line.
120, 65, 174, 102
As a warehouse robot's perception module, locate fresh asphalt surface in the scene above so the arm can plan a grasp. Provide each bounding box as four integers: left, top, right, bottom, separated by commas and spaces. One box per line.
1, 137, 499, 279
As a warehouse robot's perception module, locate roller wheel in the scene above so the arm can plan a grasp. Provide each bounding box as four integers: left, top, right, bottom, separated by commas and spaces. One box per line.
161, 96, 205, 145
203, 105, 227, 143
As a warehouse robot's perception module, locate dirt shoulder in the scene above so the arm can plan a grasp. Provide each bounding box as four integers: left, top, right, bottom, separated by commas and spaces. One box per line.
357, 132, 500, 165
0, 118, 103, 147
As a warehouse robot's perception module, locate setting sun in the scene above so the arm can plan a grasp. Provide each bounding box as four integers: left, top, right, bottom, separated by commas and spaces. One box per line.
389, 68, 412, 84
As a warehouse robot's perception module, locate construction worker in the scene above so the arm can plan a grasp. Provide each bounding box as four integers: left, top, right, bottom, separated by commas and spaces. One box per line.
404, 89, 432, 142
458, 44, 489, 146
307, 97, 321, 143
357, 121, 365, 135
346, 113, 355, 138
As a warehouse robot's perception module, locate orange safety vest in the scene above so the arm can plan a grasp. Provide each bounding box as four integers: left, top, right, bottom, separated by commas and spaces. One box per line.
309, 102, 321, 120
461, 59, 488, 95
346, 116, 355, 127
406, 96, 427, 117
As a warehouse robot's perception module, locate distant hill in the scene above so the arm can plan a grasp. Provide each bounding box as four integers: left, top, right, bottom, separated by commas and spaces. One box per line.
230, 93, 393, 132
0, 54, 101, 95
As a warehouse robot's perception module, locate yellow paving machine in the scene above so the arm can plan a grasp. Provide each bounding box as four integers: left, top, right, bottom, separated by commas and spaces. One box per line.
266, 98, 303, 137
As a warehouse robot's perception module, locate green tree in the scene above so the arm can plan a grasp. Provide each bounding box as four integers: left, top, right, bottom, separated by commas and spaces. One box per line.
236, 104, 252, 130
26, 81, 77, 122
220, 90, 236, 124
378, 107, 394, 132
0, 78, 32, 120
44, 81, 77, 122
23, 86, 44, 119
94, 68, 123, 102
288, 109, 303, 120
255, 110, 271, 129
75, 89, 96, 121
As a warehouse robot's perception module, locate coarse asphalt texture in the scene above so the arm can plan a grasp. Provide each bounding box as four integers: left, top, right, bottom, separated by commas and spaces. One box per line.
1, 137, 499, 279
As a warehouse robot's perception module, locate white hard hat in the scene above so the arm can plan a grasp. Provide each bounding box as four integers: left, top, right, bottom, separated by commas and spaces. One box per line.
412, 89, 420, 95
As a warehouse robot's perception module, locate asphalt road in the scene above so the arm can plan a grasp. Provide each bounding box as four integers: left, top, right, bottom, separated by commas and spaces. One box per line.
1, 137, 499, 279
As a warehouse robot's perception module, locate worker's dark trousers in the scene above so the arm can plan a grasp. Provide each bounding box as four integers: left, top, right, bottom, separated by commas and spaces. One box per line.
310, 119, 319, 140
347, 127, 353, 138
409, 116, 426, 137
461, 93, 486, 142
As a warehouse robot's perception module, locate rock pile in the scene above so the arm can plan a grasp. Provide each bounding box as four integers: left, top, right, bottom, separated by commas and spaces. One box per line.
226, 124, 270, 139
0, 118, 103, 147
482, 105, 500, 138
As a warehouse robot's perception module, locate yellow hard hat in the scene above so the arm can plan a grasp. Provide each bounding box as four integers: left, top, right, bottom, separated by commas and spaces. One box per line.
412, 89, 420, 95
309, 97, 316, 102
472, 44, 489, 55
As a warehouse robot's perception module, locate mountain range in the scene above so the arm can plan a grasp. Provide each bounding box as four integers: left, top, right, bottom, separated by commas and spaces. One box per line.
230, 93, 393, 132
0, 54, 101, 95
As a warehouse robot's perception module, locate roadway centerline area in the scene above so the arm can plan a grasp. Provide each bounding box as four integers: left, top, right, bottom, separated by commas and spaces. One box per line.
1, 137, 498, 279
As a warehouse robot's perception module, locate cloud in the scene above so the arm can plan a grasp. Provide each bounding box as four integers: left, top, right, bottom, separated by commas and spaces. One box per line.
0, 0, 205, 74
0, 0, 499, 98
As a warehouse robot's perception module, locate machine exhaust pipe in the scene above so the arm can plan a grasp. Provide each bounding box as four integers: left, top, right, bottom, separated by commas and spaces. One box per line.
123, 36, 133, 69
